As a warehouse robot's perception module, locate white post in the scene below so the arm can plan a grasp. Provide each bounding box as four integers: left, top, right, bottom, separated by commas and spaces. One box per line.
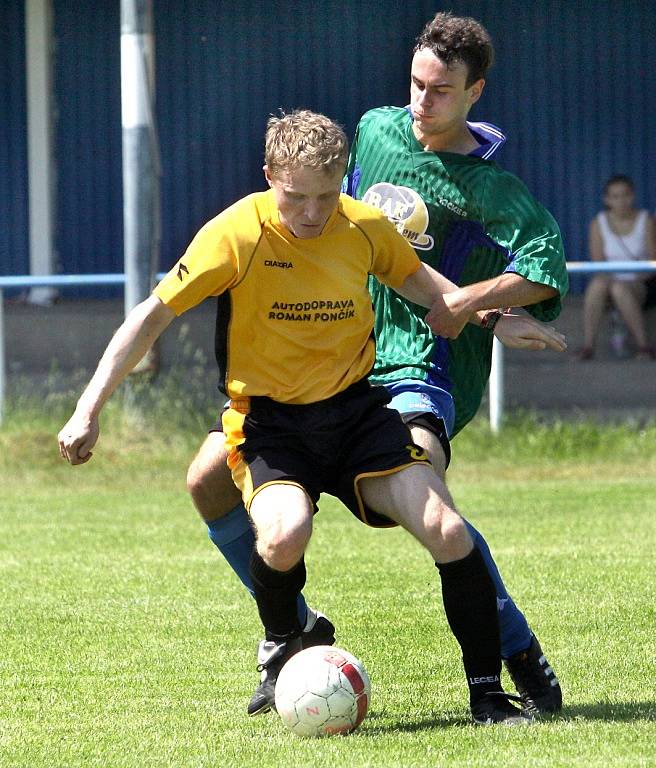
121, 0, 160, 316
0, 291, 5, 425
489, 336, 504, 433
25, 0, 57, 305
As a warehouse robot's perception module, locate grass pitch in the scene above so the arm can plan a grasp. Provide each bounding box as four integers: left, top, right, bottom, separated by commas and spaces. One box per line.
1, 403, 655, 767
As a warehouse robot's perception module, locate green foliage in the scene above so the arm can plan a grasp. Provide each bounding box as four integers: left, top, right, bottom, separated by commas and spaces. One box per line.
1, 403, 655, 766
1, 362, 221, 479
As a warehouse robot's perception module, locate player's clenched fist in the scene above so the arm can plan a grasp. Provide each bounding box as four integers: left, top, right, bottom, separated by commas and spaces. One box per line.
58, 413, 99, 465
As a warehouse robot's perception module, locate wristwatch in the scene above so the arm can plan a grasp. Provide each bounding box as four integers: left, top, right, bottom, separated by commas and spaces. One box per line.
480, 309, 503, 332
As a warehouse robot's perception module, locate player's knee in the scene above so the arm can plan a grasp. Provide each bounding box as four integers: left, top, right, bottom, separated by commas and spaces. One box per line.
187, 433, 230, 497
256, 517, 312, 571
442, 515, 473, 559
424, 507, 472, 559
186, 455, 210, 498
186, 455, 239, 521
186, 459, 217, 516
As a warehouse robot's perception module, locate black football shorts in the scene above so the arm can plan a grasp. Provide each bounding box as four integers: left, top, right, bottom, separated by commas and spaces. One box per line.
223, 379, 433, 528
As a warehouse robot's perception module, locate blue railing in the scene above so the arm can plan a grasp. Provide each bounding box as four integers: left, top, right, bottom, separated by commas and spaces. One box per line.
0, 273, 165, 288
1, 262, 656, 426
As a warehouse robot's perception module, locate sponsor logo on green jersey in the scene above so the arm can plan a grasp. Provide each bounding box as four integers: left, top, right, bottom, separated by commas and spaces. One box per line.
363, 183, 434, 250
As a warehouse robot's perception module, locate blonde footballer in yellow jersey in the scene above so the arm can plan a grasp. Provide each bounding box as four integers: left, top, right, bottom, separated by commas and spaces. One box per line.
154, 189, 421, 405
58, 110, 564, 724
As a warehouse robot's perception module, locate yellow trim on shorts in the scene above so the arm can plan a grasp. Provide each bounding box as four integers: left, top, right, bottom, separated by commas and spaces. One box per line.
223, 405, 253, 502
229, 449, 254, 508
223, 404, 248, 454
353, 461, 433, 528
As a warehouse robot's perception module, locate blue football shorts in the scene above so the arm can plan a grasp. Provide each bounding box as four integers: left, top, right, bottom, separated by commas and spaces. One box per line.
383, 379, 455, 469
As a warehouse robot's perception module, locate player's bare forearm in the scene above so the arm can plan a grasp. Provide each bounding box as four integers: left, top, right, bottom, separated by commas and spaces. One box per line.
75, 296, 174, 419
396, 264, 478, 339
400, 265, 511, 338
58, 295, 174, 464
395, 262, 457, 307
442, 273, 559, 317
425, 273, 559, 339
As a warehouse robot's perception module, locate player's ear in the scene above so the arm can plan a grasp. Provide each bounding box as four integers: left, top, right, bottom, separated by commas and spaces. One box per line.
263, 165, 273, 187
468, 78, 485, 106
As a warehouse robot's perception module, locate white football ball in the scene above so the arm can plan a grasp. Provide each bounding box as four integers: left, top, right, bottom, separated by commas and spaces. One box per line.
274, 645, 371, 738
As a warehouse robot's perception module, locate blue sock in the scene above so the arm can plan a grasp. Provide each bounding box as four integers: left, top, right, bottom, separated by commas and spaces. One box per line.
206, 502, 308, 624
464, 519, 532, 658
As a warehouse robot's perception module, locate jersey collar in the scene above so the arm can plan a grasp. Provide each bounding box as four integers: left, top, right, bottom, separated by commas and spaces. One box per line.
466, 121, 506, 159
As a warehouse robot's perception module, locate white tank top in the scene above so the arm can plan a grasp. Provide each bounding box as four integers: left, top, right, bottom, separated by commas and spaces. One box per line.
597, 210, 649, 280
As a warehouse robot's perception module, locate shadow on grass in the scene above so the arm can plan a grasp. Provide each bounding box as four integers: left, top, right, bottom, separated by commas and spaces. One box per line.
359, 700, 656, 734
360, 710, 470, 734
560, 701, 655, 722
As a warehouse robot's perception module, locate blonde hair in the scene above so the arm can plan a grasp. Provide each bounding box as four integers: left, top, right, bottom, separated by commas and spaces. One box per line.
265, 109, 349, 176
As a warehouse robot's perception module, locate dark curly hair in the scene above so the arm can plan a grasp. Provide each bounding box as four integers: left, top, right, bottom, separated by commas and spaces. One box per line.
413, 11, 494, 86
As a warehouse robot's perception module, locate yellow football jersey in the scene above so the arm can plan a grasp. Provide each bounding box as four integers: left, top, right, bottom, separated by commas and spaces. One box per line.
154, 190, 420, 404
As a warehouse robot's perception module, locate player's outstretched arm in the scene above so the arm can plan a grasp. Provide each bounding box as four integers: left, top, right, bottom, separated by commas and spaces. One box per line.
494, 313, 567, 352
425, 272, 560, 339
58, 295, 175, 465
389, 263, 566, 350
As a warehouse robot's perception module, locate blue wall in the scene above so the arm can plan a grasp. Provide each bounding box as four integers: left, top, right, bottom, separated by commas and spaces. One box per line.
53, 0, 123, 295
0, 1, 29, 278
2, 0, 655, 297
51, 0, 435, 294
447, 0, 656, 291
153, 0, 438, 271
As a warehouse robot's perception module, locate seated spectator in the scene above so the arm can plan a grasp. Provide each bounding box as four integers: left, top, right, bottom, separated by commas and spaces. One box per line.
579, 175, 656, 359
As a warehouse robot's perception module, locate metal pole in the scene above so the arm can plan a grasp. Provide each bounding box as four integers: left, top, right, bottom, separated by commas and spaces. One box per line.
25, 0, 57, 305
121, 0, 160, 316
0, 291, 5, 425
489, 336, 503, 433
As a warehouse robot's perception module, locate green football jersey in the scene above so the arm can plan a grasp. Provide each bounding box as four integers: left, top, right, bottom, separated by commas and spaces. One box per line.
346, 106, 569, 436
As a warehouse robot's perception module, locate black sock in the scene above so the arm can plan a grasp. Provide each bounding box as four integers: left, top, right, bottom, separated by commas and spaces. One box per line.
436, 547, 502, 706
250, 549, 306, 642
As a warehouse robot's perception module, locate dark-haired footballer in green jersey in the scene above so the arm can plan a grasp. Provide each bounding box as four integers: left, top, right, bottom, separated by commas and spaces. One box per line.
337, 20, 569, 720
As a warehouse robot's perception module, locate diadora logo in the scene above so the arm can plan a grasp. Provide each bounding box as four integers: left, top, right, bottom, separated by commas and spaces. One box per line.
264, 259, 293, 269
